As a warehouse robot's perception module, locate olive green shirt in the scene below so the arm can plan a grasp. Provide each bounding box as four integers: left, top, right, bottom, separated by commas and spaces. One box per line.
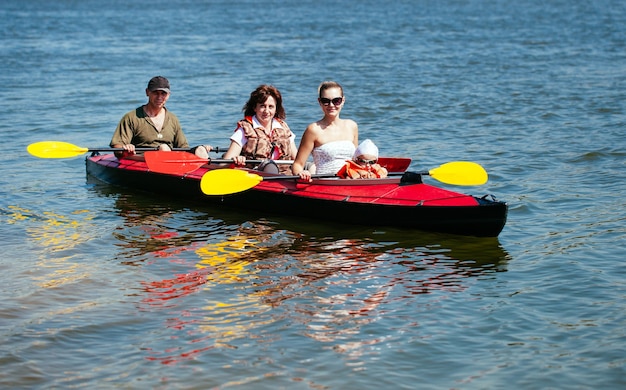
110, 106, 189, 149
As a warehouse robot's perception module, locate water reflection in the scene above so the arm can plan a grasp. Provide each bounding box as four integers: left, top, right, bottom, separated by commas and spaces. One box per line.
88, 179, 510, 364
250, 235, 509, 360
5, 204, 97, 289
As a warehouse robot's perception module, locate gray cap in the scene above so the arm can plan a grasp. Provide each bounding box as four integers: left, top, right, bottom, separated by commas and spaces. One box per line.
147, 76, 170, 93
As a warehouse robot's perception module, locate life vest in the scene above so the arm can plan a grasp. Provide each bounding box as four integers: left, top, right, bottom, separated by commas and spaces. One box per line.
238, 117, 294, 160
237, 116, 294, 174
336, 160, 388, 179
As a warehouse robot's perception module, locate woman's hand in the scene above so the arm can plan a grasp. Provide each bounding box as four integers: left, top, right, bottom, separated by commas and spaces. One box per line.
297, 169, 312, 182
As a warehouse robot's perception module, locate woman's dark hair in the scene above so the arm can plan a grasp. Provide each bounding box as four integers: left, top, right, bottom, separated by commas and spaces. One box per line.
243, 85, 285, 120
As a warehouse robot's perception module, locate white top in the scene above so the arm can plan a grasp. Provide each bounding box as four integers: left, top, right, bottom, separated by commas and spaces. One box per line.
312, 140, 356, 174
230, 115, 295, 160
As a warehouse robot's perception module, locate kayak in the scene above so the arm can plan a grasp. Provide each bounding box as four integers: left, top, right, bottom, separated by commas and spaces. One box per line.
85, 153, 507, 237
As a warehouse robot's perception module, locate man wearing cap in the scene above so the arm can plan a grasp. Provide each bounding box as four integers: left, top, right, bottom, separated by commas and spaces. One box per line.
110, 76, 190, 158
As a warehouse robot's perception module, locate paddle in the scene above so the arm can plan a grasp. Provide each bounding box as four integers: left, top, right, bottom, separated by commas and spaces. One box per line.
143, 151, 294, 175
200, 169, 335, 195
26, 141, 226, 159
144, 151, 412, 175
425, 161, 488, 186
199, 161, 488, 195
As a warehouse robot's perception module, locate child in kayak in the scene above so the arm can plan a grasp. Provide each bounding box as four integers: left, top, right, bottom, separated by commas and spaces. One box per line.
337, 139, 388, 179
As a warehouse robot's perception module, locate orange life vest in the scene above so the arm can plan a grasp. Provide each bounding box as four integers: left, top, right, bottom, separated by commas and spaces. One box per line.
336, 160, 388, 179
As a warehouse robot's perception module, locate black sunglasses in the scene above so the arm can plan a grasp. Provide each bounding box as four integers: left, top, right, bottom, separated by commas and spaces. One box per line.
320, 97, 343, 106
356, 157, 377, 165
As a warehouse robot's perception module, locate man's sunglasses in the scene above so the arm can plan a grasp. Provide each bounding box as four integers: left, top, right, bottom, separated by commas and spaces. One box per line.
319, 97, 343, 106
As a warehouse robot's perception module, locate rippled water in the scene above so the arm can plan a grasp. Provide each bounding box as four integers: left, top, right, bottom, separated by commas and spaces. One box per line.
1, 0, 625, 388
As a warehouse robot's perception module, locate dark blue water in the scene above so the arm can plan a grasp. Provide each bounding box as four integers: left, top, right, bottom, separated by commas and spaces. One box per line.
1, 0, 625, 388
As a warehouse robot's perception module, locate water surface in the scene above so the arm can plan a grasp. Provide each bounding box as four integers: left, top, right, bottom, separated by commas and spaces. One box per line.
1, 0, 625, 388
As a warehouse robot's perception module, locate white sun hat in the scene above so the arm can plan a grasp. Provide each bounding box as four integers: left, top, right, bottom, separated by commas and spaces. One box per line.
353, 139, 379, 159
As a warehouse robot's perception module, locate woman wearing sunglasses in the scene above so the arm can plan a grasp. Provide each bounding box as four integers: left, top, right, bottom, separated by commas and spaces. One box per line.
292, 81, 359, 181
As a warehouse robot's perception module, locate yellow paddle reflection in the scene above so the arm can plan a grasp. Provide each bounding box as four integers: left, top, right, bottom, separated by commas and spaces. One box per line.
143, 233, 278, 363
195, 236, 275, 345
195, 236, 266, 281
6, 205, 96, 289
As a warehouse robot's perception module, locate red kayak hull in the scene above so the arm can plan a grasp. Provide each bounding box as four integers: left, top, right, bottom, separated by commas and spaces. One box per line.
86, 154, 507, 237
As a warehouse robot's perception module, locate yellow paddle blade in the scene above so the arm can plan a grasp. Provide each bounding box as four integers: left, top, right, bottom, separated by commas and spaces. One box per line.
200, 169, 263, 195
428, 161, 488, 186
27, 141, 88, 158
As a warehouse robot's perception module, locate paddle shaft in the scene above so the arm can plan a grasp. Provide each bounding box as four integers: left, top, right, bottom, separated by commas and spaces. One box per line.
93, 147, 227, 153
260, 173, 337, 181
151, 158, 294, 165
255, 171, 426, 181
233, 171, 424, 182
211, 159, 295, 164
